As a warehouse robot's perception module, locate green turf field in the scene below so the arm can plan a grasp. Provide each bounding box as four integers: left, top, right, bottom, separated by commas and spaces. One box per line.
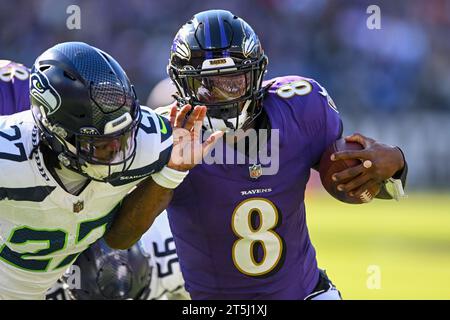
306, 192, 450, 299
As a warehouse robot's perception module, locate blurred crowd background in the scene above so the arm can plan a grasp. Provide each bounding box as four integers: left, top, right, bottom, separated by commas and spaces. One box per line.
1, 0, 449, 188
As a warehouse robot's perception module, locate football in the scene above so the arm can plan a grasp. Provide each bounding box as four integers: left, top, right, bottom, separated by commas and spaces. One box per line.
319, 138, 379, 204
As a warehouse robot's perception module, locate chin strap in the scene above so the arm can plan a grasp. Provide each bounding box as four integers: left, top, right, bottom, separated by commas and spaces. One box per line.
241, 81, 275, 130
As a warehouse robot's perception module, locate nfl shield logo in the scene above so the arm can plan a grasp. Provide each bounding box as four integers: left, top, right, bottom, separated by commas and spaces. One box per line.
73, 200, 84, 213
249, 164, 262, 179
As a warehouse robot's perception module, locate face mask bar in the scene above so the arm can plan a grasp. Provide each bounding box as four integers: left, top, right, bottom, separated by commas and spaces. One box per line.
186, 71, 252, 105
32, 104, 142, 182
169, 55, 268, 130
76, 123, 137, 166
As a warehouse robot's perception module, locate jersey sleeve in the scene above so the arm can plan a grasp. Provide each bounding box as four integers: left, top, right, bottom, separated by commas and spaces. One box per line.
108, 106, 173, 186
0, 113, 36, 190
273, 76, 343, 167
141, 108, 173, 173
308, 78, 343, 167
0, 61, 30, 116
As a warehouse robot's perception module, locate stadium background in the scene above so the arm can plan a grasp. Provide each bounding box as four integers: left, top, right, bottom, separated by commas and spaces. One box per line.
1, 0, 449, 299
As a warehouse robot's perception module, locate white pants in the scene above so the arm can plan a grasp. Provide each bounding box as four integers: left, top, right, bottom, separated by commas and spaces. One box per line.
308, 283, 342, 300
304, 269, 342, 300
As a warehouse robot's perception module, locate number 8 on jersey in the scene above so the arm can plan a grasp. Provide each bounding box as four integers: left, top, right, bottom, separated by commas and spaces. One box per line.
231, 198, 284, 277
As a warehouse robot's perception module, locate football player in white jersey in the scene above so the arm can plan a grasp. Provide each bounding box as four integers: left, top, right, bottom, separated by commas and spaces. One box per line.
46, 211, 189, 300
0, 42, 219, 300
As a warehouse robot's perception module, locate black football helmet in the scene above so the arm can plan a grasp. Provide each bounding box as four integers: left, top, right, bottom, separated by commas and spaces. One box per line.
65, 239, 152, 300
168, 10, 268, 131
30, 42, 141, 182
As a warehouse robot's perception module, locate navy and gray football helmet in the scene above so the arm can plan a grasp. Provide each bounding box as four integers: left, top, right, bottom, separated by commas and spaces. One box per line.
65, 239, 152, 300
168, 10, 268, 131
30, 42, 141, 182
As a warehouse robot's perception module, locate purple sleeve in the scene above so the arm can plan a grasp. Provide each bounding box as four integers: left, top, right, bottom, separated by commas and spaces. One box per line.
275, 76, 342, 167
0, 61, 30, 115
307, 79, 342, 166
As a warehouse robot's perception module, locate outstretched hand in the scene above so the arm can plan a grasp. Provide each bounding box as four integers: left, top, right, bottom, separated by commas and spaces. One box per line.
330, 133, 405, 197
167, 103, 223, 172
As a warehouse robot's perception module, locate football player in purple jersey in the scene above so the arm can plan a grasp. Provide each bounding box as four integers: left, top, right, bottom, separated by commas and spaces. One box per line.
115, 10, 408, 299
163, 10, 410, 299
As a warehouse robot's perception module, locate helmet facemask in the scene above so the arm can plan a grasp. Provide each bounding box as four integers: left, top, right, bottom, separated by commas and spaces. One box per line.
32, 104, 140, 182
170, 55, 268, 132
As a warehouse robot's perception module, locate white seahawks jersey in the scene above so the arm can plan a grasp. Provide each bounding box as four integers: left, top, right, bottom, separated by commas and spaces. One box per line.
140, 211, 189, 300
0, 106, 172, 300
46, 211, 189, 300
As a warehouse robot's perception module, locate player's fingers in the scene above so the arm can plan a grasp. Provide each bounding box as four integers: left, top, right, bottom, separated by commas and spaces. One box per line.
348, 180, 380, 202
332, 164, 365, 183
192, 106, 207, 135
195, 105, 207, 122
331, 149, 372, 161
192, 106, 207, 133
202, 130, 224, 156
174, 104, 192, 128
184, 106, 202, 131
344, 133, 375, 148
337, 172, 371, 193
193, 117, 203, 136
169, 104, 178, 128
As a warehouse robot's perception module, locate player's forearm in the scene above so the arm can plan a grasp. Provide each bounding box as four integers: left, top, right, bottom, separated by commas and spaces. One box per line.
104, 177, 173, 249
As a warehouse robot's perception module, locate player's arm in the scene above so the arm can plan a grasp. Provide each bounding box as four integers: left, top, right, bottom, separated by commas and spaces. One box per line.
105, 105, 221, 249
104, 177, 174, 250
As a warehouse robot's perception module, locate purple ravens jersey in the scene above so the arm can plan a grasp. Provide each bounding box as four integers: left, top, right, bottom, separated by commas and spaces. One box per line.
0, 60, 30, 115
168, 75, 342, 299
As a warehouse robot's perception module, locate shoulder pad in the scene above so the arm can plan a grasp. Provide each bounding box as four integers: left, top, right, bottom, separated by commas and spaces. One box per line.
154, 104, 173, 118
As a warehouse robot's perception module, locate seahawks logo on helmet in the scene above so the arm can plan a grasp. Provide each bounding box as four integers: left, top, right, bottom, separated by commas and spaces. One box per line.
30, 70, 62, 116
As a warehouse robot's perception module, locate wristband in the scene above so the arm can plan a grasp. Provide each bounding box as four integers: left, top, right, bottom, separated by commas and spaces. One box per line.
384, 177, 407, 201
151, 165, 189, 189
